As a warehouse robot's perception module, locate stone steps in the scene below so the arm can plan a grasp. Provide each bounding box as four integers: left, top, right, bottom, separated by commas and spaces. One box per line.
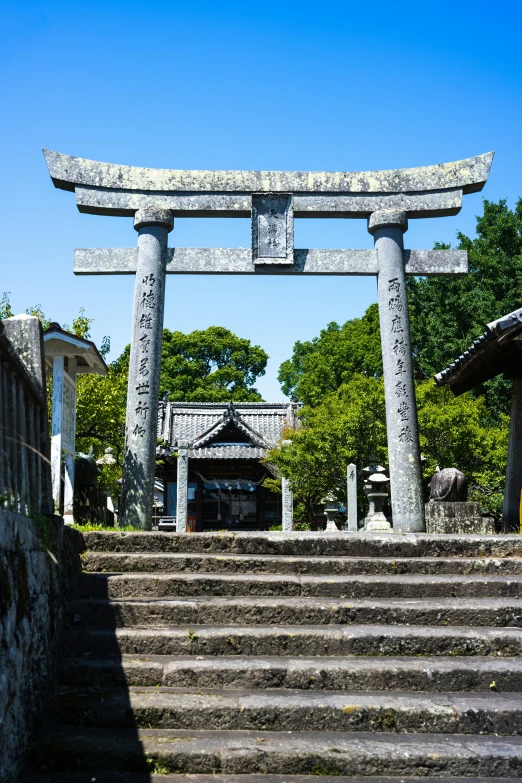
81, 531, 522, 557
65, 623, 522, 657
26, 532, 522, 780
84, 551, 522, 575
70, 595, 522, 627
22, 777, 522, 783
53, 686, 522, 735
62, 653, 522, 691
30, 726, 522, 776
76, 571, 522, 598
24, 772, 520, 783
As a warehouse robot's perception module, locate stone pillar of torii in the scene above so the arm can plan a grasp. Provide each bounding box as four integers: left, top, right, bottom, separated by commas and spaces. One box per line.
43, 149, 493, 532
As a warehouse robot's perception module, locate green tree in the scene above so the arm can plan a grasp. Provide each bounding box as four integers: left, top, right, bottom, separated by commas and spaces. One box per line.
159, 326, 268, 402
267, 375, 387, 518
74, 365, 128, 486
270, 379, 508, 519
417, 382, 508, 516
408, 198, 522, 415
116, 326, 268, 402
0, 292, 14, 319
278, 303, 382, 405
25, 304, 51, 331
280, 199, 522, 417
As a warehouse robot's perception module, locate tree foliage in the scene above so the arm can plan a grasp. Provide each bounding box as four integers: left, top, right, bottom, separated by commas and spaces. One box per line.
408, 198, 522, 415
269, 378, 508, 518
267, 375, 386, 518
0, 292, 14, 319
1, 299, 267, 472
159, 326, 267, 402
274, 199, 518, 517
416, 382, 509, 517
278, 303, 382, 405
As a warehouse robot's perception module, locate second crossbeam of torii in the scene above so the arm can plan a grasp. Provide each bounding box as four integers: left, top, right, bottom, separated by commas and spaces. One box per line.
43, 149, 493, 533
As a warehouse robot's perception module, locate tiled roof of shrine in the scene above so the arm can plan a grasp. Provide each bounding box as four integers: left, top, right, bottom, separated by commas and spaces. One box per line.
434, 306, 522, 395
157, 401, 299, 460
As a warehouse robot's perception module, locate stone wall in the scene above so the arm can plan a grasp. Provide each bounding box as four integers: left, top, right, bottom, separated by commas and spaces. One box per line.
0, 509, 82, 783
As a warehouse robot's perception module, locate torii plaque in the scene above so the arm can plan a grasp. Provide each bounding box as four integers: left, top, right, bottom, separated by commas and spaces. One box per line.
43, 149, 493, 532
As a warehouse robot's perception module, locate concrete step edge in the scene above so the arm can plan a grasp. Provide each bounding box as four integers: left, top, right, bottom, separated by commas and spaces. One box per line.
79, 572, 522, 582
70, 596, 522, 606
65, 624, 522, 657
68, 596, 522, 628
22, 775, 522, 783
30, 726, 522, 777
61, 653, 522, 690
50, 688, 522, 734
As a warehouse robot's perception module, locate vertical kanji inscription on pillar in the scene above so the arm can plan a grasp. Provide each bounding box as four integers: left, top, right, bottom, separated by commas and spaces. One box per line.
120, 207, 173, 529
369, 210, 424, 533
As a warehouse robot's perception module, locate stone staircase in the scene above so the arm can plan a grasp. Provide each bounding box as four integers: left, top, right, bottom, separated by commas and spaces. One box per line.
25, 531, 522, 782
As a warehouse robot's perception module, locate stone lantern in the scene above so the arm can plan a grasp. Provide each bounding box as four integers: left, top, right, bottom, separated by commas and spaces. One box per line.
323, 493, 339, 532
364, 472, 391, 532
96, 447, 117, 466
96, 447, 119, 518
362, 455, 386, 481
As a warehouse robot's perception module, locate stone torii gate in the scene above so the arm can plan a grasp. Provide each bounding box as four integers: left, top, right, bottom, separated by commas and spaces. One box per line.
43, 149, 493, 532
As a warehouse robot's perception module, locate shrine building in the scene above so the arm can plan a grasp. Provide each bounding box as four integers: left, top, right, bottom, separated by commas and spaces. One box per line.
156, 401, 299, 531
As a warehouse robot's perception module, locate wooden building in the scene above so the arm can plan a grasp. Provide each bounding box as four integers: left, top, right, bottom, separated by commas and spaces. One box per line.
435, 307, 522, 533
157, 401, 298, 531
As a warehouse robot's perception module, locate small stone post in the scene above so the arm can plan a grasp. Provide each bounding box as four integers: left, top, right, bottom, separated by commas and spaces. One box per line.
51, 355, 64, 514
176, 440, 189, 534
346, 463, 358, 532
503, 378, 522, 532
281, 478, 294, 532
63, 356, 77, 525
368, 210, 424, 533
281, 440, 294, 532
120, 207, 174, 529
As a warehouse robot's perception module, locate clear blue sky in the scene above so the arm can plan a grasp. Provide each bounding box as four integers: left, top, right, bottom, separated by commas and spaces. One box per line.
2, 1, 521, 400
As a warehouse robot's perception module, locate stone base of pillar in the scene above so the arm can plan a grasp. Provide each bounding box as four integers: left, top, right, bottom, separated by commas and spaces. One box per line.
425, 501, 495, 535
325, 519, 339, 532
365, 514, 393, 532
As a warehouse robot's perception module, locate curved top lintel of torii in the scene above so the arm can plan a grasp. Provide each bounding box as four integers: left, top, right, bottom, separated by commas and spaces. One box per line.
42, 149, 494, 197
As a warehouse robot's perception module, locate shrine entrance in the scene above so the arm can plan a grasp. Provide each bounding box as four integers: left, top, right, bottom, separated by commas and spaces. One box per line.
158, 401, 292, 531
43, 149, 493, 532
164, 470, 280, 532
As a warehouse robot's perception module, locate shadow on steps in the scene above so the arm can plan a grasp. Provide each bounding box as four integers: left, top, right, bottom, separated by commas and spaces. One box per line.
21, 548, 153, 781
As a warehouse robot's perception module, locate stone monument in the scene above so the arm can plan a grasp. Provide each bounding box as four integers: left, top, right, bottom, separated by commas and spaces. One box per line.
425, 467, 494, 534
43, 149, 493, 530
